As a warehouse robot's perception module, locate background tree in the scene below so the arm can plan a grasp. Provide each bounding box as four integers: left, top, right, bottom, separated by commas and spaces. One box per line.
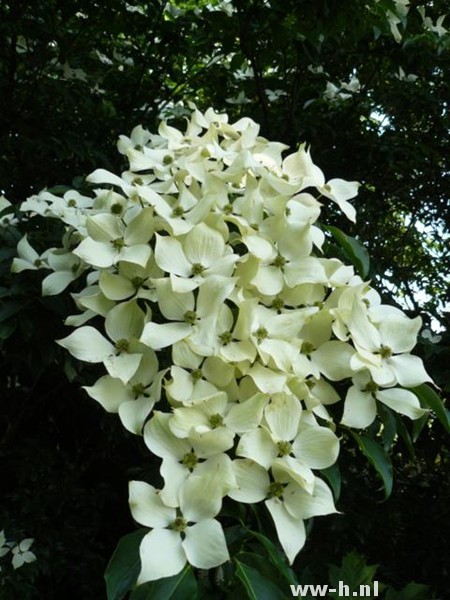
1, 1, 449, 598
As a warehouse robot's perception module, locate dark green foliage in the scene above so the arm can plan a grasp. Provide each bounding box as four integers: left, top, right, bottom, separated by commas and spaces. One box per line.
1, 0, 449, 598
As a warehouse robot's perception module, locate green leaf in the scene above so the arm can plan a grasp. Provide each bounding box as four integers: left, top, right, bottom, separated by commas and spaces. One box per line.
385, 581, 432, 600
249, 530, 298, 585
320, 463, 341, 502
234, 559, 286, 600
411, 412, 429, 442
129, 565, 198, 600
0, 319, 16, 339
412, 383, 450, 434
328, 551, 379, 597
104, 528, 147, 600
350, 432, 393, 499
0, 299, 32, 322
325, 225, 370, 278
394, 414, 415, 459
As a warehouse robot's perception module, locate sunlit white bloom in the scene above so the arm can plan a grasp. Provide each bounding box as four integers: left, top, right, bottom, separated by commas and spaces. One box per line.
11, 236, 51, 273
129, 481, 229, 583
73, 208, 154, 268
144, 412, 237, 509
342, 371, 428, 429
13, 105, 434, 579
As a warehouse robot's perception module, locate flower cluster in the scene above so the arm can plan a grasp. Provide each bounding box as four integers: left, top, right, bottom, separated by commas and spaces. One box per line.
13, 107, 430, 583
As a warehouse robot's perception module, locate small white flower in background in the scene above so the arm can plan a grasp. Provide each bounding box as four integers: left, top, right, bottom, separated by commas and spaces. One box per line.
0, 196, 18, 227
421, 328, 442, 344
0, 530, 12, 558
323, 75, 360, 102
418, 7, 448, 37
0, 532, 36, 570
11, 538, 36, 570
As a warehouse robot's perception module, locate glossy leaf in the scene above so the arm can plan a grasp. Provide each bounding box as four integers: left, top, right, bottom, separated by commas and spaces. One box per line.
234, 558, 287, 600
105, 528, 147, 600
129, 565, 198, 600
412, 383, 450, 434
350, 432, 393, 499
325, 225, 370, 278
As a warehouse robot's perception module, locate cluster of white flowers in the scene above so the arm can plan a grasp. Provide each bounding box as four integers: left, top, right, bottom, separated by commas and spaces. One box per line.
0, 530, 36, 572
323, 75, 361, 102
12, 107, 431, 584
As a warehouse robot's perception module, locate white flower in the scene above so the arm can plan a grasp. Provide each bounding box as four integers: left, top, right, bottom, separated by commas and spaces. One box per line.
129, 481, 229, 583
342, 371, 427, 429
11, 538, 36, 570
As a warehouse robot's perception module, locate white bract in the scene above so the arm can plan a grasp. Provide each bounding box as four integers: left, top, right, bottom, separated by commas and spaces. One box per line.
14, 107, 431, 581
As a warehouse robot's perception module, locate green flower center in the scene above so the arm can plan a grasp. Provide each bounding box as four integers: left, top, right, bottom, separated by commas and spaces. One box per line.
169, 516, 187, 532
268, 481, 285, 498
305, 378, 316, 390
254, 327, 268, 342
163, 155, 173, 165
132, 382, 146, 397
191, 263, 205, 276
223, 204, 233, 214
272, 254, 286, 268
219, 331, 232, 345
67, 199, 77, 208
271, 297, 285, 311
184, 310, 197, 325
110, 203, 123, 215
209, 413, 224, 428
191, 369, 203, 381
172, 206, 184, 217
379, 345, 393, 359
115, 338, 129, 353
111, 237, 125, 250
34, 258, 43, 267
364, 380, 379, 393
301, 341, 315, 355
181, 452, 198, 470
277, 441, 292, 457
131, 276, 146, 289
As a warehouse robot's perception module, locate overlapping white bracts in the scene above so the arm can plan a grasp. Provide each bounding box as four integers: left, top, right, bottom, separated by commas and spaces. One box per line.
15, 107, 430, 582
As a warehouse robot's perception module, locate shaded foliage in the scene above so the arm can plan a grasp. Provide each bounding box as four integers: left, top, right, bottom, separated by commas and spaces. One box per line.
1, 0, 449, 598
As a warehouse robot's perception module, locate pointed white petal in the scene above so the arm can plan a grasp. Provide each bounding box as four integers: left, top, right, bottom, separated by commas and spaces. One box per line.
390, 354, 432, 387
129, 481, 175, 528
73, 238, 117, 268
182, 520, 229, 569
154, 235, 191, 277
184, 223, 225, 267
57, 327, 114, 362
236, 428, 277, 469
341, 386, 376, 428
42, 271, 76, 295
140, 322, 192, 350
83, 375, 131, 412
312, 341, 355, 381
265, 498, 306, 564
377, 387, 428, 420
119, 397, 157, 435
144, 412, 191, 460
265, 394, 302, 442
104, 353, 142, 384
228, 459, 270, 503
284, 478, 336, 520
138, 529, 185, 584
292, 424, 339, 469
